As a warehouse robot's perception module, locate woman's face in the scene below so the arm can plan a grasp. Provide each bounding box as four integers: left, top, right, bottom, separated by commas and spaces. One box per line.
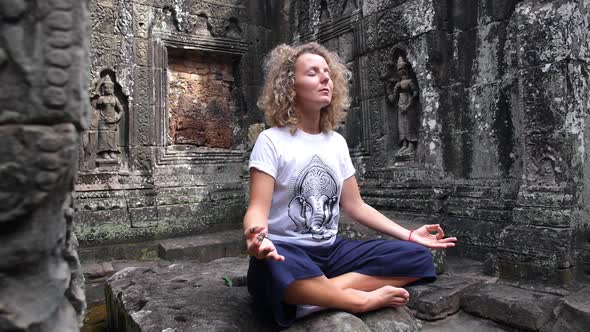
293, 53, 333, 110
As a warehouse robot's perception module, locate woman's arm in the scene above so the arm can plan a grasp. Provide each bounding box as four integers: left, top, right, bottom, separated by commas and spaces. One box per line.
243, 168, 285, 261
340, 176, 456, 249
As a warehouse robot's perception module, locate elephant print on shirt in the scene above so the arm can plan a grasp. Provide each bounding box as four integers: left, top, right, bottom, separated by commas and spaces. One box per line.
288, 155, 339, 240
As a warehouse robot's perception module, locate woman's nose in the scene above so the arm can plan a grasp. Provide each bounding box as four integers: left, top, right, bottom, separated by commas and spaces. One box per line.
319, 72, 330, 83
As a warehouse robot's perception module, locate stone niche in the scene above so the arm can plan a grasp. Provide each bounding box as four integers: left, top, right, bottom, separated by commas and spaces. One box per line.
167, 48, 236, 148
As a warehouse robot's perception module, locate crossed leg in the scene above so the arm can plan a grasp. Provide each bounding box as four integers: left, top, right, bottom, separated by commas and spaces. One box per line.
284, 272, 419, 313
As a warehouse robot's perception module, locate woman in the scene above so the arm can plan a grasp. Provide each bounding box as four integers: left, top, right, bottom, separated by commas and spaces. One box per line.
244, 42, 456, 328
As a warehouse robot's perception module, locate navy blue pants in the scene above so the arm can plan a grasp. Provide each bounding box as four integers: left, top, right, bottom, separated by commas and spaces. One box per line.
247, 237, 436, 328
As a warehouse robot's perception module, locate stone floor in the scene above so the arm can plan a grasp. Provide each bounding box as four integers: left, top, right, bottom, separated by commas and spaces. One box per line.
80, 229, 590, 332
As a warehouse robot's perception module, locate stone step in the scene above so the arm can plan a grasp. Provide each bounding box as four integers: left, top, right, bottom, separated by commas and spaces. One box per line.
407, 275, 488, 320
541, 286, 590, 332
461, 283, 561, 331
158, 229, 246, 262
420, 311, 513, 332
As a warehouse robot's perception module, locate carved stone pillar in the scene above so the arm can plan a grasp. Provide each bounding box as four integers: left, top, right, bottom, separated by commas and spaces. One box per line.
496, 1, 590, 284
0, 0, 88, 330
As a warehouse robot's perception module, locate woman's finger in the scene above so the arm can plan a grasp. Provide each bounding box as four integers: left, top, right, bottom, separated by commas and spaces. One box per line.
429, 243, 451, 249
435, 225, 445, 239
439, 237, 457, 243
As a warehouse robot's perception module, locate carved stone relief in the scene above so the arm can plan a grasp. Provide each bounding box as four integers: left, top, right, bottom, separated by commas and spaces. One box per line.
1, 0, 88, 329
531, 155, 559, 185
83, 70, 127, 171
341, 0, 361, 16
381, 51, 421, 163
320, 0, 331, 22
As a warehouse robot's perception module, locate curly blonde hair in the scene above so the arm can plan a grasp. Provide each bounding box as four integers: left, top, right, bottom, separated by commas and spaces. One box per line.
257, 42, 351, 133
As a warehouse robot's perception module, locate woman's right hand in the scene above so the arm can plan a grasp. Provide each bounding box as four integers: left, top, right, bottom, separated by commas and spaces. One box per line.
244, 226, 285, 261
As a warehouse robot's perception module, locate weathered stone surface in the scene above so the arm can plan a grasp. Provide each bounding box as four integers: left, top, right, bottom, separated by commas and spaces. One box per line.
81, 0, 590, 311
105, 257, 273, 331
461, 283, 560, 331
167, 48, 237, 148
74, 182, 245, 246
83, 261, 115, 280
158, 229, 245, 261
286, 312, 371, 332
1, 1, 89, 330
541, 287, 590, 332
78, 0, 287, 247
105, 256, 485, 332
408, 275, 484, 321
358, 306, 420, 332
420, 310, 512, 332
0, 0, 89, 128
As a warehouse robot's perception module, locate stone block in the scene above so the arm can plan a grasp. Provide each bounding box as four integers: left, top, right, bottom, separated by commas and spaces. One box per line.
105, 257, 275, 331
82, 262, 115, 280
129, 206, 158, 228
373, 0, 437, 50
128, 146, 153, 173
516, 189, 574, 208
448, 0, 478, 30
480, 0, 518, 22
286, 312, 370, 332
132, 3, 153, 39
0, 6, 88, 128
461, 283, 559, 331
158, 229, 245, 262
363, 51, 389, 100
90, 32, 115, 72
408, 275, 483, 320
0, 124, 78, 268
498, 224, 572, 256
513, 207, 572, 228
134, 38, 150, 67
132, 102, 155, 146
85, 282, 107, 307
519, 62, 569, 134
338, 31, 355, 63
542, 287, 590, 332
362, 0, 412, 18
92, 2, 115, 34
78, 240, 159, 262
357, 307, 419, 332
512, 1, 590, 68
444, 217, 505, 249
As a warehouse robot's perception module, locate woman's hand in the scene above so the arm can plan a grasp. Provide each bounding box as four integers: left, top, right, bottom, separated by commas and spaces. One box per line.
244, 226, 285, 261
409, 224, 457, 249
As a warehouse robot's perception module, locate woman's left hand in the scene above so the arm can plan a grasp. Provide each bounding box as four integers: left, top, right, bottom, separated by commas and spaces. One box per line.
409, 224, 457, 249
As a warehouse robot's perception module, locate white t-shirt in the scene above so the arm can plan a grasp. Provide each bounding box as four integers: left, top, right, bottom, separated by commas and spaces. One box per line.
249, 126, 356, 247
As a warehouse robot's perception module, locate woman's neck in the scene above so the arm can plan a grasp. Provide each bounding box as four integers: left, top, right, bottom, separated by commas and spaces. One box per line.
295, 106, 321, 134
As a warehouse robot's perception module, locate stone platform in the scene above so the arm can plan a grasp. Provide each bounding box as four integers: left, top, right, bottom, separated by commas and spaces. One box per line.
81, 224, 590, 332
99, 255, 589, 332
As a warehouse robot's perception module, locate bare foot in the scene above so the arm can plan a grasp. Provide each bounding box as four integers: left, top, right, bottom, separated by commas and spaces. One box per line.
364, 286, 409, 311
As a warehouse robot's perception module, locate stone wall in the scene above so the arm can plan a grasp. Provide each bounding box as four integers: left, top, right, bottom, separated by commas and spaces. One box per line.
0, 0, 88, 330
76, 0, 289, 249
78, 0, 589, 285
291, 0, 590, 284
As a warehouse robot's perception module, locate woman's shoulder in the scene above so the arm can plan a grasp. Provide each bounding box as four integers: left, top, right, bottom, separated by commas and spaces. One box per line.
328, 130, 347, 143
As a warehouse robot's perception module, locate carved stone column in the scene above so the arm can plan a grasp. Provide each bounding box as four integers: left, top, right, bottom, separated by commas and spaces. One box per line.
0, 0, 88, 330
496, 0, 590, 284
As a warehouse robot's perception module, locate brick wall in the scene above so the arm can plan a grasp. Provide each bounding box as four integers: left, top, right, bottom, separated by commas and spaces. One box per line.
168, 48, 236, 148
